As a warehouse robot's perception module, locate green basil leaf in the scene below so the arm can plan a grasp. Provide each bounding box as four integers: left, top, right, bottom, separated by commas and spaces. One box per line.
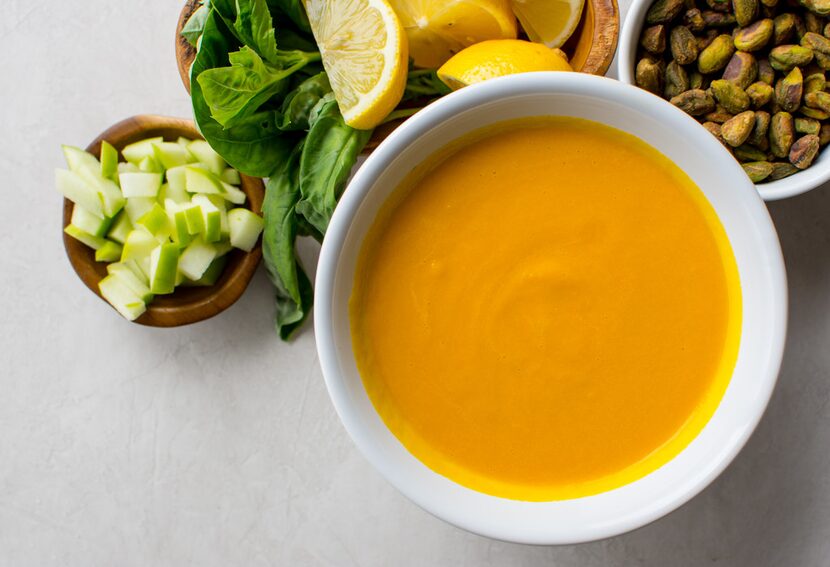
402, 69, 452, 102
267, 0, 312, 33
181, 3, 210, 47
296, 98, 372, 234
279, 72, 332, 131
234, 0, 280, 63
262, 145, 314, 340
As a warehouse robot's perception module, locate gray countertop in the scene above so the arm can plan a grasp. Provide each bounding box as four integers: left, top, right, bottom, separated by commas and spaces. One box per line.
1, 1, 828, 565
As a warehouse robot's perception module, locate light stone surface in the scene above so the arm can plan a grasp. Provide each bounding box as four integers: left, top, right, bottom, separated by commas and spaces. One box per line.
1, 1, 829, 565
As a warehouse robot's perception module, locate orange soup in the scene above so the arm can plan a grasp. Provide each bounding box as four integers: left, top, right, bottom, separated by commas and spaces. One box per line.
350, 117, 741, 501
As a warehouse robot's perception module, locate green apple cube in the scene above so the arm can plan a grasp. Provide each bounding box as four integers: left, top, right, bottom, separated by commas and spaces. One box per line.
62, 145, 100, 174
77, 167, 125, 217
138, 155, 162, 173
95, 240, 123, 262
221, 168, 241, 185
65, 224, 108, 250
165, 165, 187, 194
122, 137, 163, 165
160, 175, 190, 204
164, 199, 192, 247
214, 241, 233, 257
56, 169, 105, 218
191, 195, 222, 242
137, 203, 171, 238
107, 211, 132, 244
149, 243, 179, 294
99, 274, 147, 321
107, 262, 153, 303
183, 203, 205, 235
185, 165, 224, 195
176, 136, 191, 147
119, 172, 162, 198
178, 238, 218, 280
187, 140, 226, 175
117, 162, 141, 175
228, 208, 264, 252
122, 258, 149, 285
182, 255, 228, 286
152, 141, 194, 169
220, 182, 246, 205
124, 197, 156, 225
71, 204, 112, 237
100, 141, 119, 180
121, 228, 159, 261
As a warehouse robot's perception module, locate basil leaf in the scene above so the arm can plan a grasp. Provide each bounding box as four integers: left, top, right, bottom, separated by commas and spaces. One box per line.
402, 69, 452, 102
181, 3, 210, 47
279, 72, 332, 130
262, 145, 314, 340
267, 0, 312, 33
197, 46, 320, 128
296, 98, 372, 234
234, 0, 280, 63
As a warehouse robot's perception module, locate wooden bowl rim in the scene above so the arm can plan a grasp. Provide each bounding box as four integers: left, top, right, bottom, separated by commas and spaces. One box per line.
62, 114, 265, 328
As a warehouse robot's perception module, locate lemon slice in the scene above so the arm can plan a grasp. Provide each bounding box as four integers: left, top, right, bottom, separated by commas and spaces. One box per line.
510, 0, 585, 48
437, 39, 573, 90
305, 0, 408, 130
389, 0, 518, 69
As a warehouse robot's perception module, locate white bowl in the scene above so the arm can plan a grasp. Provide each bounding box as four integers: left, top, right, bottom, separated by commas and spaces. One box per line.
315, 73, 787, 544
618, 0, 830, 201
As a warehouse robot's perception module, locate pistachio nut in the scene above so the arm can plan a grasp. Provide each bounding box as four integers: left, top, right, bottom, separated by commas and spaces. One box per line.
801, 105, 830, 118
795, 14, 808, 40
806, 12, 826, 34
646, 0, 686, 23
749, 110, 772, 148
734, 19, 775, 51
795, 116, 822, 134
775, 67, 804, 112
734, 144, 771, 160
670, 26, 699, 63
705, 105, 736, 122
733, 0, 759, 27
747, 81, 775, 106
711, 79, 752, 112
702, 121, 727, 144
804, 71, 827, 93
636, 57, 665, 95
773, 13, 797, 45
801, 31, 830, 56
820, 123, 830, 145
697, 31, 718, 51
706, 0, 730, 11
671, 88, 718, 115
769, 44, 815, 71
684, 8, 707, 31
770, 111, 796, 157
814, 50, 830, 69
761, 0, 778, 7
699, 35, 738, 73
742, 161, 775, 181
804, 90, 830, 112
702, 10, 738, 27
690, 70, 708, 89
824, 21, 830, 37
721, 110, 757, 145
723, 52, 759, 88
758, 59, 776, 84
768, 161, 800, 179
665, 61, 691, 98
641, 25, 668, 54
801, 0, 830, 17
789, 133, 821, 167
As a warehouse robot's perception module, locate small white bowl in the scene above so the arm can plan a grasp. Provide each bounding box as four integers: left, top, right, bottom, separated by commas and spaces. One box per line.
618, 0, 830, 201
315, 73, 787, 544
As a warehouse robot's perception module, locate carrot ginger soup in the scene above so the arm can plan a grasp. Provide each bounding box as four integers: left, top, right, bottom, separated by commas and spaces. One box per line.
350, 117, 742, 501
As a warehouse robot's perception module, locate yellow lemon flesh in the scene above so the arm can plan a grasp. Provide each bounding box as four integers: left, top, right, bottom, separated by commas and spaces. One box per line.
389, 0, 518, 69
510, 0, 586, 48
437, 39, 573, 90
305, 0, 409, 130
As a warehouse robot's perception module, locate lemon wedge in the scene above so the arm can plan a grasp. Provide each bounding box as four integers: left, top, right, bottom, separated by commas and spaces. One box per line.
510, 0, 586, 48
389, 0, 518, 69
305, 0, 409, 130
437, 39, 573, 90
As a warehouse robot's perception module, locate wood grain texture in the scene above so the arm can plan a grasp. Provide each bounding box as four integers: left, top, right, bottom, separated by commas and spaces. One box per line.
62, 114, 265, 328
174, 0, 619, 150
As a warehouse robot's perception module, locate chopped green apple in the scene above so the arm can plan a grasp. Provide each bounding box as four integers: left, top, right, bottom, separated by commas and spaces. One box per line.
107, 262, 153, 303
228, 208, 264, 252
56, 169, 105, 218
138, 155, 162, 173
100, 141, 119, 180
77, 167, 124, 217
159, 176, 189, 204
176, 136, 191, 147
191, 195, 222, 242
164, 199, 192, 247
220, 181, 246, 205
121, 228, 159, 261
95, 240, 123, 262
187, 140, 226, 175
214, 241, 233, 257
184, 165, 224, 195
107, 211, 132, 244
124, 197, 156, 225
182, 255, 228, 286
62, 145, 100, 174
71, 204, 112, 237
221, 167, 241, 185
136, 203, 171, 238
152, 142, 194, 169
183, 203, 205, 235
149, 243, 179, 294
119, 172, 162, 198
98, 275, 147, 321
65, 224, 108, 250
117, 162, 141, 175
178, 238, 217, 280
122, 137, 163, 165
122, 258, 150, 285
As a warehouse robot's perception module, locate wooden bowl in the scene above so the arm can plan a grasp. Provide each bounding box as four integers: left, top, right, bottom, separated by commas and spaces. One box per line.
174, 0, 619, 150
62, 114, 265, 327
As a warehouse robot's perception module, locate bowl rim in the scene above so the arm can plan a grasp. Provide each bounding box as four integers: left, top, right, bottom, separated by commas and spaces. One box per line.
314, 72, 787, 544
61, 114, 264, 327
617, 0, 830, 201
